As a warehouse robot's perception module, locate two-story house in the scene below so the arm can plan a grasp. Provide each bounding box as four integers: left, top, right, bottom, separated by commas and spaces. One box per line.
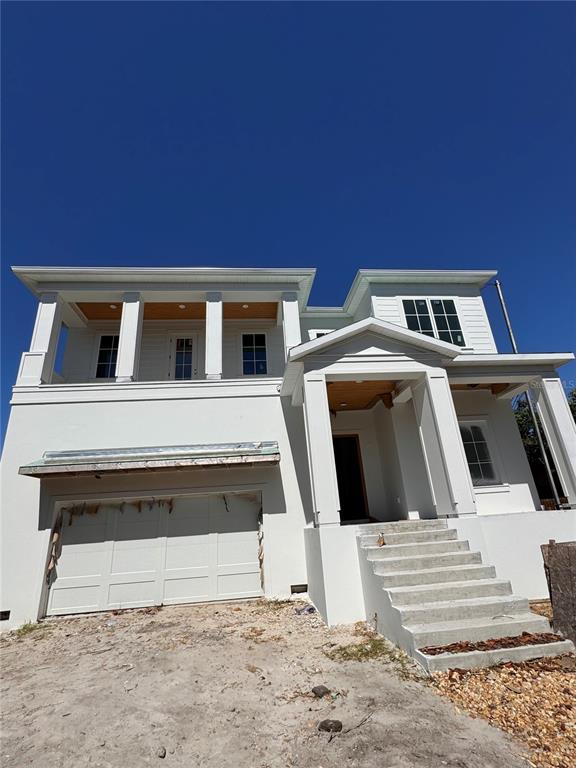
2, 267, 575, 668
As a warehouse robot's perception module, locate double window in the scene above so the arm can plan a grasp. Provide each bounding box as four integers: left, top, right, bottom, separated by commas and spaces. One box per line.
242, 333, 267, 375
459, 422, 498, 486
95, 335, 119, 379
402, 299, 465, 346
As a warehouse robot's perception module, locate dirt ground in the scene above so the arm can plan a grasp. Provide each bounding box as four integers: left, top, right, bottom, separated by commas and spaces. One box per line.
1, 599, 532, 768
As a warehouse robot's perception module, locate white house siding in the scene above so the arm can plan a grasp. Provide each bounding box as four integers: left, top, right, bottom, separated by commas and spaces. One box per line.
451, 390, 540, 514
222, 321, 285, 379
139, 321, 206, 381
369, 284, 497, 354
62, 325, 117, 383
0, 385, 312, 630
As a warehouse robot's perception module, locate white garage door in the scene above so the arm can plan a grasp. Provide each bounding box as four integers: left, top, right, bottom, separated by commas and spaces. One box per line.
47, 493, 263, 616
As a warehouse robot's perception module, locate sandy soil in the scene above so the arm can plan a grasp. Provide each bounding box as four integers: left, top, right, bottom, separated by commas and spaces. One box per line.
1, 600, 529, 768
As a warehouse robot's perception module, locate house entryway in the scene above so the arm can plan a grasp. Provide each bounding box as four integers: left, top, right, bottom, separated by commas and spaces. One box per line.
46, 492, 263, 616
333, 435, 369, 523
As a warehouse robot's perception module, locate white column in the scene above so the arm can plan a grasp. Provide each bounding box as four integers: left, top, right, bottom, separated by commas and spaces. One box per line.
281, 291, 302, 361
303, 373, 341, 526
533, 377, 576, 505
412, 369, 477, 517
205, 292, 223, 380
115, 292, 144, 382
16, 292, 63, 385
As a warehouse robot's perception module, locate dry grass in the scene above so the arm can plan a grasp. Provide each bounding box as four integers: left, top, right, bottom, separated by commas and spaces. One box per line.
431, 655, 576, 768
323, 623, 419, 679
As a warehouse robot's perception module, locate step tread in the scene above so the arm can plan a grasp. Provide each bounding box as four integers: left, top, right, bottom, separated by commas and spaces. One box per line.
387, 578, 510, 595
400, 594, 527, 612
362, 540, 467, 552
381, 563, 494, 578
406, 612, 549, 633
369, 551, 481, 565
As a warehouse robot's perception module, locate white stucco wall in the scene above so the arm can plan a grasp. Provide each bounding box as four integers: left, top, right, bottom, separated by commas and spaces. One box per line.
452, 390, 540, 514
0, 384, 312, 629
451, 510, 576, 599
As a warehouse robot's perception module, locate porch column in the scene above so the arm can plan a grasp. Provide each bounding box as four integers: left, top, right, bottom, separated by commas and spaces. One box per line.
115, 292, 144, 382
205, 291, 223, 380
412, 369, 477, 517
532, 377, 576, 505
16, 292, 63, 385
281, 291, 301, 361
302, 372, 341, 526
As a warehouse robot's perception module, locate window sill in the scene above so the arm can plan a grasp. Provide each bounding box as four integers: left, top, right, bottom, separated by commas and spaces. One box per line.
473, 484, 510, 495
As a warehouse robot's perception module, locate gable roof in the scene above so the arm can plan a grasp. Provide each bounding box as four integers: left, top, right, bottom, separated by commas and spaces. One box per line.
288, 317, 463, 361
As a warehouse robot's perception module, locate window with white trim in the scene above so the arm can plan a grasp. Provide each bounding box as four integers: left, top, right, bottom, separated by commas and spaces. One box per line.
242, 333, 267, 375
95, 335, 119, 379
402, 298, 466, 346
459, 422, 498, 486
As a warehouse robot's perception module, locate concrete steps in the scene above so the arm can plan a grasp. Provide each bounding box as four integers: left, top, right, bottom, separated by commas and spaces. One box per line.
357, 519, 575, 672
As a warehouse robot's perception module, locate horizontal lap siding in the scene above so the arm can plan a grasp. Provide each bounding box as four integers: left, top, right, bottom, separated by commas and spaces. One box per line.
458, 297, 497, 353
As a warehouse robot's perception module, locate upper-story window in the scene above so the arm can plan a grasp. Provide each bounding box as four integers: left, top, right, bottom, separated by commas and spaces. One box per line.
402, 299, 466, 346
242, 333, 267, 375
95, 335, 119, 379
174, 338, 194, 380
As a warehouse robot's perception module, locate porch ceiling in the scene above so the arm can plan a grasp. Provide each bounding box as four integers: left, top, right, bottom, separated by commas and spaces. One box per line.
327, 380, 397, 411
76, 301, 278, 321
450, 382, 510, 395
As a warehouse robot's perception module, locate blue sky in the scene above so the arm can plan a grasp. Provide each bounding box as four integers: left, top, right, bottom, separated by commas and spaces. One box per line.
2, 1, 575, 436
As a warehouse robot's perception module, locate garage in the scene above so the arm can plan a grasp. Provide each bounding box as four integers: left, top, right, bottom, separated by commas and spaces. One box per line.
46, 492, 263, 616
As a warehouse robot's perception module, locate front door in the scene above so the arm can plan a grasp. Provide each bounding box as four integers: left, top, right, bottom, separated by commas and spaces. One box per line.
333, 435, 369, 523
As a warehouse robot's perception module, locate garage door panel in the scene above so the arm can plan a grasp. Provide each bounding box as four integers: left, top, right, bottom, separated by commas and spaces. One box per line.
48, 492, 263, 615
49, 584, 101, 613
110, 540, 162, 574
107, 579, 158, 608
217, 572, 261, 597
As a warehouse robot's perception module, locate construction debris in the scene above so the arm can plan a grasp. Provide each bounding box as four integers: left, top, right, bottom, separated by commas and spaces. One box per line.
432, 655, 576, 768
318, 719, 343, 733
541, 540, 576, 643
421, 631, 564, 656
311, 685, 331, 698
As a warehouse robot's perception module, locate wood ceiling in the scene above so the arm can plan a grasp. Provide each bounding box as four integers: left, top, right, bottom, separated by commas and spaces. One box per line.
76, 301, 278, 321
327, 381, 397, 412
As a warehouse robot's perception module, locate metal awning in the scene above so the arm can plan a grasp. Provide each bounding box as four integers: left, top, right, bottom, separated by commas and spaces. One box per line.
19, 441, 280, 478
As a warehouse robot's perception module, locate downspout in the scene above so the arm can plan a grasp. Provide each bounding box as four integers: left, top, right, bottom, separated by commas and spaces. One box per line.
493, 279, 562, 509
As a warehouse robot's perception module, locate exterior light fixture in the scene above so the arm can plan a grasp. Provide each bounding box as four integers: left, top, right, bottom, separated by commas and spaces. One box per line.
109, 304, 117, 309
339, 402, 348, 407
242, 304, 249, 309
178, 304, 186, 309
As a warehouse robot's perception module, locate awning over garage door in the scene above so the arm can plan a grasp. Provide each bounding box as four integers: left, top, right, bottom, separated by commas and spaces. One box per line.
19, 441, 280, 478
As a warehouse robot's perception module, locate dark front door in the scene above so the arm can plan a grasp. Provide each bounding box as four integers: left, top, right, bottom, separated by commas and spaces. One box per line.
333, 435, 369, 523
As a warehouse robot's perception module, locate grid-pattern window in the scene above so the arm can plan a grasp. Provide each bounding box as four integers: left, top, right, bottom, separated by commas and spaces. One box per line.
402, 299, 435, 337
95, 335, 119, 379
430, 299, 466, 346
174, 338, 193, 380
242, 333, 267, 375
459, 423, 497, 486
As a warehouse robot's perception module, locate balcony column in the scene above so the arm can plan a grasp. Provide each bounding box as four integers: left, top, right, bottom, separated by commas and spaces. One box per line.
412, 369, 477, 517
302, 372, 341, 526
532, 377, 576, 505
205, 292, 223, 380
281, 291, 302, 361
115, 292, 144, 383
16, 292, 63, 385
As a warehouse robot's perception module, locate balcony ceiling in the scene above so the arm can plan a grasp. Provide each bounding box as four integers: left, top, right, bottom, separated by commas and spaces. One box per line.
76, 301, 278, 321
327, 380, 397, 412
